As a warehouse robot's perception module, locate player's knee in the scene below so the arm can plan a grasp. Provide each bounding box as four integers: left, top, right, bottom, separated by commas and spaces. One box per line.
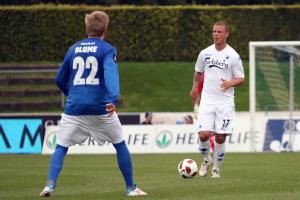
215, 134, 226, 144
198, 132, 210, 142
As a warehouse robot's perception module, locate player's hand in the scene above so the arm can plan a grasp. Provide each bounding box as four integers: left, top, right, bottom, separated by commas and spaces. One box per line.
106, 103, 116, 116
189, 87, 199, 105
220, 78, 233, 92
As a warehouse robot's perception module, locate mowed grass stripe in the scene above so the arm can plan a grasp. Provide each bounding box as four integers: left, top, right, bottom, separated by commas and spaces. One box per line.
0, 153, 299, 200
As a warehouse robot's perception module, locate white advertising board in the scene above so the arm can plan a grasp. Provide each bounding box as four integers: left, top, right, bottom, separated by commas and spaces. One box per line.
42, 114, 263, 154
42, 112, 300, 154
42, 125, 201, 154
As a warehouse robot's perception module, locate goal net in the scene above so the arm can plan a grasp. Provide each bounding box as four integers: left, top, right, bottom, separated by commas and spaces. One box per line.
249, 41, 300, 152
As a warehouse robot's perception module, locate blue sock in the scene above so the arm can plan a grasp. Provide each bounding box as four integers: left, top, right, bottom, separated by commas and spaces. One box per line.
47, 144, 68, 188
113, 141, 135, 189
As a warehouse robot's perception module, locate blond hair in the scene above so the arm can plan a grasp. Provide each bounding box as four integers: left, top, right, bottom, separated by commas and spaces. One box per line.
214, 20, 229, 32
85, 11, 109, 37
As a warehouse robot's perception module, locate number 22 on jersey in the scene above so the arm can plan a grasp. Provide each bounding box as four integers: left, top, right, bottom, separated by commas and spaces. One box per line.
73, 56, 99, 86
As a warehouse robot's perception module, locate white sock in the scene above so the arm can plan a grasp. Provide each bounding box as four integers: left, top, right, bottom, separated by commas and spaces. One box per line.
199, 140, 211, 162
213, 142, 225, 169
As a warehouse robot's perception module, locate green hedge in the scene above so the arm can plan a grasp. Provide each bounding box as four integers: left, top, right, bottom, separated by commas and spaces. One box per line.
2, 0, 300, 5
1, 5, 300, 62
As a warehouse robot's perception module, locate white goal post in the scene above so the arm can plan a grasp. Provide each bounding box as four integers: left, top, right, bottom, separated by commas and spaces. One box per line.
249, 41, 300, 152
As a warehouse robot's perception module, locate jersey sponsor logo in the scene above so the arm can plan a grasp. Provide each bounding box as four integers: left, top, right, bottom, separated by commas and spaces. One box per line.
204, 57, 228, 69
80, 42, 96, 45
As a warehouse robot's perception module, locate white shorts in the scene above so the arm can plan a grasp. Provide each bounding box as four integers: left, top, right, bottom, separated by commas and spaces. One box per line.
196, 102, 235, 134
57, 113, 123, 147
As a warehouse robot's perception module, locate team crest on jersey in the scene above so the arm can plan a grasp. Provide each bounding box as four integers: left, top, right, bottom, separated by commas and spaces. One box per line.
113, 54, 118, 63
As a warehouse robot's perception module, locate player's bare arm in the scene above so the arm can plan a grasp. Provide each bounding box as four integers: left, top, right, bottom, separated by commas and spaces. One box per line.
220, 77, 244, 92
190, 71, 202, 104
195, 95, 201, 106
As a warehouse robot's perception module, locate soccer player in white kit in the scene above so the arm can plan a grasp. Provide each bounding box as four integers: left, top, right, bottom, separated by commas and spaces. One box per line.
190, 21, 244, 178
39, 11, 146, 197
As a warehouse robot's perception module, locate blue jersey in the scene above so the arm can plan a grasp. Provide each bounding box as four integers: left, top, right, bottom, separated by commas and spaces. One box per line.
55, 38, 119, 115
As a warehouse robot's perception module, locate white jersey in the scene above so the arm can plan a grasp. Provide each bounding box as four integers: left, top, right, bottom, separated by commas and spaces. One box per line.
195, 44, 244, 105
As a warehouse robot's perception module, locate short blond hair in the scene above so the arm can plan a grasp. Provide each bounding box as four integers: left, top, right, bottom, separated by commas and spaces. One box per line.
85, 11, 109, 37
214, 20, 229, 32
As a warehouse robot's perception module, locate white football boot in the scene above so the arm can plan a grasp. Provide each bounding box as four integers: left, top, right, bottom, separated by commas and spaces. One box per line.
126, 187, 147, 196
211, 167, 221, 178
199, 157, 212, 177
39, 186, 54, 197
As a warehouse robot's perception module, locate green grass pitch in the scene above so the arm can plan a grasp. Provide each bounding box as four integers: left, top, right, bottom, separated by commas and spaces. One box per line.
1, 153, 299, 200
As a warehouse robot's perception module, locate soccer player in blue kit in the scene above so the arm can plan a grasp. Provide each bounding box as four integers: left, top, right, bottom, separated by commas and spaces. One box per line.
40, 11, 147, 197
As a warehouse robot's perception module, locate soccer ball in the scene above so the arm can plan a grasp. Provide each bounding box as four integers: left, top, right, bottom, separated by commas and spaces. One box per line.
177, 159, 198, 178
